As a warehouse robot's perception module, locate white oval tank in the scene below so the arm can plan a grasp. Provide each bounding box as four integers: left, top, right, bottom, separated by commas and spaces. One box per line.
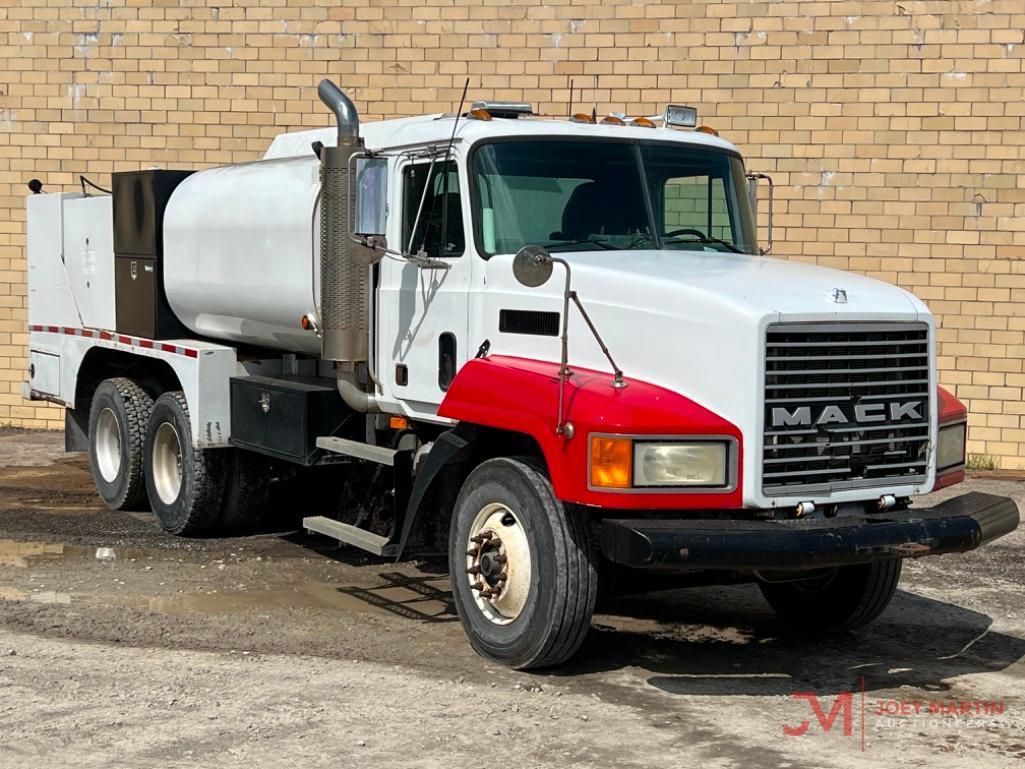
163, 155, 322, 354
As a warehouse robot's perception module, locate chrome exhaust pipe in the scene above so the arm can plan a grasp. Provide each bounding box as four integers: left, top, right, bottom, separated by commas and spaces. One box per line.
318, 79, 360, 142
316, 79, 377, 413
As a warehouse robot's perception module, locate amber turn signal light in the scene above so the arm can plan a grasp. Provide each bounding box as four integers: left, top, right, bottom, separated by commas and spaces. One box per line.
590, 436, 632, 489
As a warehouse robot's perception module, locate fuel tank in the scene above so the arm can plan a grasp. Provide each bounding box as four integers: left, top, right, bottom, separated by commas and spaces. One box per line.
162, 155, 322, 353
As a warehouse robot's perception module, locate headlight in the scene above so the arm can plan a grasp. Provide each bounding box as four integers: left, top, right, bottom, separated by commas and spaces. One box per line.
590, 435, 732, 490
937, 421, 966, 471
634, 441, 728, 487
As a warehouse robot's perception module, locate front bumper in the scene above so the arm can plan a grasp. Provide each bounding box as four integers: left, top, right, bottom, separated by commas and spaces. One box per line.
599, 491, 1020, 572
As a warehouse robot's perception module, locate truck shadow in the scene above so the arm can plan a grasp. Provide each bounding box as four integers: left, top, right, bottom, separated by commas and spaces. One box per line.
334, 570, 458, 624
563, 584, 1025, 696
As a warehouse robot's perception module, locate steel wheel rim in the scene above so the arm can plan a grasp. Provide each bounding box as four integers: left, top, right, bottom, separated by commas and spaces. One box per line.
466, 502, 532, 625
152, 422, 183, 505
95, 408, 123, 483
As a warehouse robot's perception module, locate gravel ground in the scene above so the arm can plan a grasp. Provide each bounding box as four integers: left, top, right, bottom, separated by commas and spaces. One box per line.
0, 428, 1023, 768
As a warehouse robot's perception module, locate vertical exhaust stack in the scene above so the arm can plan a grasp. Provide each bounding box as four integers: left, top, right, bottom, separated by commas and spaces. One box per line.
318, 79, 367, 364
317, 79, 378, 412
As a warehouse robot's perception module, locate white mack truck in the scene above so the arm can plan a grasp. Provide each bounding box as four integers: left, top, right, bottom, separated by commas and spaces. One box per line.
23, 81, 1019, 668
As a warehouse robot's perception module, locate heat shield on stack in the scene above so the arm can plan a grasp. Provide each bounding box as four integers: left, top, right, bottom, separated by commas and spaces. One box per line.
319, 141, 368, 362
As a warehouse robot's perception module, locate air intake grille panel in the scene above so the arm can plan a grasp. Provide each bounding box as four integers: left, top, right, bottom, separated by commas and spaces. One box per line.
762, 322, 931, 495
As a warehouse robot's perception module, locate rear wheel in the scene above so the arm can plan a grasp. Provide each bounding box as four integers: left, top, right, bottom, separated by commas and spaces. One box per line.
88, 378, 153, 510
144, 391, 226, 536
449, 457, 597, 669
216, 450, 272, 532
759, 559, 902, 633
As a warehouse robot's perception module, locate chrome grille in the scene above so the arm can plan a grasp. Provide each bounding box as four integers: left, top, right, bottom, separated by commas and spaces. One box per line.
762, 322, 931, 495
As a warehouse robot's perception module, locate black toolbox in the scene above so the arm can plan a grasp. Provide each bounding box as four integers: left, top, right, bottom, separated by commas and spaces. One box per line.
230, 376, 350, 465
111, 170, 193, 339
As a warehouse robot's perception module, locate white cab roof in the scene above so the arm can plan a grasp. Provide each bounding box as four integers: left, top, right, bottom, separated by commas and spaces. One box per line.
263, 113, 742, 160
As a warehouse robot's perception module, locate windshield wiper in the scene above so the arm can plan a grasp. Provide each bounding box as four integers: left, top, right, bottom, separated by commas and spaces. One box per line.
546, 237, 621, 251
662, 234, 744, 254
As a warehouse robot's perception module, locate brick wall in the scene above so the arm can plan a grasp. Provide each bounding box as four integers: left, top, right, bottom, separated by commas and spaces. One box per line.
1, 0, 1023, 467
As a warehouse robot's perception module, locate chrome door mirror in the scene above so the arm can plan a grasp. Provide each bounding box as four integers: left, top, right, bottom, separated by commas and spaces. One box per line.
354, 156, 387, 240
746, 172, 774, 255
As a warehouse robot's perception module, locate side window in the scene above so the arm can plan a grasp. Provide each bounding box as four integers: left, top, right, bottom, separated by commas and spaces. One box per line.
663, 175, 731, 242
402, 161, 464, 258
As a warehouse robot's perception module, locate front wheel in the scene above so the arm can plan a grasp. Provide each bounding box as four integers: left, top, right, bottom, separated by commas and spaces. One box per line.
758, 559, 902, 633
449, 457, 597, 669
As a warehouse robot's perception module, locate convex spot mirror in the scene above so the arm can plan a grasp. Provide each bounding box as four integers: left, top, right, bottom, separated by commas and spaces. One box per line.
512, 245, 554, 288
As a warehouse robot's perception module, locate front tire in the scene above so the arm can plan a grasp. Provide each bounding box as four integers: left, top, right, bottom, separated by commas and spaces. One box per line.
759, 559, 902, 633
144, 391, 227, 536
449, 457, 597, 669
88, 378, 153, 511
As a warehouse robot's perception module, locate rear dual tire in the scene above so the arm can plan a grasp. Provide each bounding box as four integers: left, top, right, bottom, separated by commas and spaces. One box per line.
144, 391, 226, 536
88, 378, 154, 511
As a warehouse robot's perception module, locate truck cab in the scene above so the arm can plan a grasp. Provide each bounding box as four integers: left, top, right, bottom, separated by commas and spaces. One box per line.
23, 81, 1019, 670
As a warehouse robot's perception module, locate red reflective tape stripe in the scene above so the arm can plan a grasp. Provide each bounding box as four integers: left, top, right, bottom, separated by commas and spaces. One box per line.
30, 325, 198, 358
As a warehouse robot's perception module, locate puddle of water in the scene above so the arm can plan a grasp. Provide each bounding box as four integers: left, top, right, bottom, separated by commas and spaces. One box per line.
0, 539, 158, 567
0, 587, 71, 604
149, 588, 327, 615
0, 541, 66, 568
149, 579, 456, 624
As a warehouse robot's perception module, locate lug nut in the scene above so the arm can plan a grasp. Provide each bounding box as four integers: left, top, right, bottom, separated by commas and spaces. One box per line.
466, 548, 480, 558
466, 565, 481, 576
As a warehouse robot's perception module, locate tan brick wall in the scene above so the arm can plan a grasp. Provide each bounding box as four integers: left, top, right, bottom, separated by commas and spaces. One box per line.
1, 0, 1023, 467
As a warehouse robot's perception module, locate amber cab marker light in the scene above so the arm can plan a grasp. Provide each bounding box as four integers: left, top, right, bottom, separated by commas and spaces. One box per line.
631, 116, 656, 128
389, 415, 409, 430
696, 125, 719, 137
590, 436, 632, 489
570, 113, 596, 124
600, 115, 626, 125
468, 108, 492, 121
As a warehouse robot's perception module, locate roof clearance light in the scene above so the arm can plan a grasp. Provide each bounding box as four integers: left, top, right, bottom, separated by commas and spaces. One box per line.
665, 104, 698, 128
600, 115, 625, 125
570, 113, 596, 124
630, 116, 656, 128
468, 108, 493, 121
471, 100, 532, 119
695, 125, 719, 137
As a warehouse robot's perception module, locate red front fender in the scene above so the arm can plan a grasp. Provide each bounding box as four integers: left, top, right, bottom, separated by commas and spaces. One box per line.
438, 356, 743, 509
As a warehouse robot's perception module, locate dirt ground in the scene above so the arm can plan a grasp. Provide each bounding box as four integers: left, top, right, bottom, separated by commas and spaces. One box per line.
0, 428, 1023, 768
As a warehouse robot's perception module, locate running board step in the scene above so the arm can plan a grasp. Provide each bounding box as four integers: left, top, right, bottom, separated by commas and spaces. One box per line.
316, 436, 396, 466
303, 515, 397, 557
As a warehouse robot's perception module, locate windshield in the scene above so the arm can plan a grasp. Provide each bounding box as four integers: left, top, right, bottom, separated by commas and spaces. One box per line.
471, 139, 757, 256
